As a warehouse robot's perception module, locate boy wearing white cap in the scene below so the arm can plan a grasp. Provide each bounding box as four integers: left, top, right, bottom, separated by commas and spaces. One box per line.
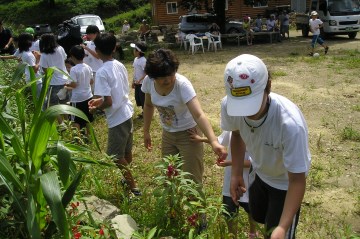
220, 54, 311, 239
308, 11, 329, 56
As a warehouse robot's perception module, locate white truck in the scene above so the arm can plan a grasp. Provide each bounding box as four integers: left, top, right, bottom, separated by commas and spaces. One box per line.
294, 0, 360, 38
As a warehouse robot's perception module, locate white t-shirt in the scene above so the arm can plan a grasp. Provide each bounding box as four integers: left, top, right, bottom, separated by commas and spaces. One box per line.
39, 46, 68, 85
94, 60, 133, 128
83, 41, 103, 72
69, 63, 93, 102
219, 131, 250, 203
141, 73, 197, 132
221, 93, 311, 190
132, 56, 146, 84
122, 24, 130, 34
19, 51, 42, 84
309, 18, 323, 35
30, 39, 40, 52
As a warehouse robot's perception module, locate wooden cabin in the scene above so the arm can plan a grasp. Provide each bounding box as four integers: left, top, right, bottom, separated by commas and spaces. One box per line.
150, 0, 291, 26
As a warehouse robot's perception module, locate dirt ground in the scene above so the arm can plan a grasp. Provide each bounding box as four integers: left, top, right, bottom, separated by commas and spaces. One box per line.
166, 29, 360, 237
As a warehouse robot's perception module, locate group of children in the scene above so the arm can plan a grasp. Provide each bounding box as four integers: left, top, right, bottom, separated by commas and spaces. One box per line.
1, 20, 312, 239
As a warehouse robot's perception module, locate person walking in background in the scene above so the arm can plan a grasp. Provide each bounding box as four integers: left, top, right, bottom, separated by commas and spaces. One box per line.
0, 19, 15, 55
88, 33, 140, 196
243, 16, 254, 46
138, 19, 150, 41
308, 11, 329, 56
279, 10, 290, 39
122, 20, 130, 34
189, 129, 258, 239
130, 42, 147, 119
81, 25, 103, 92
221, 54, 311, 239
65, 45, 94, 136
141, 48, 226, 185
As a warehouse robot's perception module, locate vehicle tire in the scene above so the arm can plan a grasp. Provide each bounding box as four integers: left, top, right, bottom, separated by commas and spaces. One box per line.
227, 28, 240, 34
302, 27, 309, 37
348, 32, 357, 39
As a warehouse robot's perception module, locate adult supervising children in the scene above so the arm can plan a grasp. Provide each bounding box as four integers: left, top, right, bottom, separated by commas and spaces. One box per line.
141, 48, 226, 185
221, 54, 311, 239
308, 11, 329, 56
88, 33, 140, 196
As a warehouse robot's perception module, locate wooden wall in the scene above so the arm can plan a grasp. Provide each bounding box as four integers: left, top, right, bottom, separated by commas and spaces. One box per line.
151, 0, 291, 26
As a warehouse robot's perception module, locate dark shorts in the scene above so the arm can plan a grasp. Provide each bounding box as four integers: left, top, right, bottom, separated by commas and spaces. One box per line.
107, 118, 133, 159
134, 84, 145, 108
71, 98, 94, 128
311, 34, 325, 47
222, 196, 250, 218
249, 174, 300, 238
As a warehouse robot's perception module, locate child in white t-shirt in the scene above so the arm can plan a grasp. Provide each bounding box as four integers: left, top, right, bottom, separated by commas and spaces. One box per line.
65, 45, 94, 134
308, 11, 329, 56
189, 129, 258, 238
130, 42, 147, 119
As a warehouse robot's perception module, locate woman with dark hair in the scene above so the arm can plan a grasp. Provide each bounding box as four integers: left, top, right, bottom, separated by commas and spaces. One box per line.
141, 48, 226, 185
39, 33, 69, 107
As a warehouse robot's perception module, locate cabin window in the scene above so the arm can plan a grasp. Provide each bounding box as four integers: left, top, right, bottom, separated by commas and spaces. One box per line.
167, 2, 178, 14
253, 0, 268, 8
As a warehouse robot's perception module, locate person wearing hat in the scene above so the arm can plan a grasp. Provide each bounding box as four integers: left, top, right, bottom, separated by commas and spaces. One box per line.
122, 20, 130, 34
221, 54, 311, 239
308, 11, 329, 56
130, 42, 147, 118
138, 19, 150, 41
25, 27, 40, 52
0, 19, 15, 55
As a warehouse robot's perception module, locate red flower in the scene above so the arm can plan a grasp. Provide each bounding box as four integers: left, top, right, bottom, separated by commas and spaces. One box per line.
74, 232, 81, 239
99, 228, 104, 235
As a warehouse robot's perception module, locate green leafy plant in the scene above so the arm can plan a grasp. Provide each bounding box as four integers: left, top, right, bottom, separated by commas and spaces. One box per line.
0, 64, 101, 238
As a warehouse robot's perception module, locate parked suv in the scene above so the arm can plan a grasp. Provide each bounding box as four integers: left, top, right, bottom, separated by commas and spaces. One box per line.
29, 24, 52, 38
70, 14, 105, 35
179, 13, 243, 34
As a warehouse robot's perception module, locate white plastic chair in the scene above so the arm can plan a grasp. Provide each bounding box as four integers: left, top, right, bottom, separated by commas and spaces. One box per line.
178, 31, 189, 50
205, 32, 222, 52
185, 34, 204, 55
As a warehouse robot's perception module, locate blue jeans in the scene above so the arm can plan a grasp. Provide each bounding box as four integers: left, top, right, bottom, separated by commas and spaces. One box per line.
311, 34, 324, 48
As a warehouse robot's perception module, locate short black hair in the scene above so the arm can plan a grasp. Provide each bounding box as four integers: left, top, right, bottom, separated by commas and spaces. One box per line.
86, 25, 100, 34
94, 33, 116, 56
69, 45, 85, 60
18, 33, 33, 53
145, 48, 179, 79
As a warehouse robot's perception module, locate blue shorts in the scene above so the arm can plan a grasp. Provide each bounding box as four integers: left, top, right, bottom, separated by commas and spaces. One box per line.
311, 35, 324, 48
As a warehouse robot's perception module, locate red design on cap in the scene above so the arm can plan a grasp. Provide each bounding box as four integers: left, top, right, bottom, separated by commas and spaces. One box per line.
251, 79, 255, 84
239, 74, 249, 80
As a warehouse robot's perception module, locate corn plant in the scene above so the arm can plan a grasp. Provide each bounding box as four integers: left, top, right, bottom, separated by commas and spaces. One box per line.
0, 64, 101, 238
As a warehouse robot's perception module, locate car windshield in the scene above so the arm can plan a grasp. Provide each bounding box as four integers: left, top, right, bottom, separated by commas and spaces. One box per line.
77, 17, 102, 26
328, 0, 360, 14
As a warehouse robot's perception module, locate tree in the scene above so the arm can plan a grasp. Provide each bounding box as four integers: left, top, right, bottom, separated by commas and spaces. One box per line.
43, 0, 55, 8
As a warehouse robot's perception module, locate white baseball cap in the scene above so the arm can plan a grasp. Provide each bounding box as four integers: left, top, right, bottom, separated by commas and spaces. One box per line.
224, 54, 268, 116
311, 11, 318, 16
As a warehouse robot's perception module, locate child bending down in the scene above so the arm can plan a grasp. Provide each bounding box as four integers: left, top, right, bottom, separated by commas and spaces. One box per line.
189, 129, 258, 239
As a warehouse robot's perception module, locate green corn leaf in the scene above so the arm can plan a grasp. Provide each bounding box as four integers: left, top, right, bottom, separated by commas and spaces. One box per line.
15, 91, 26, 142
0, 113, 26, 163
57, 142, 71, 187
0, 153, 25, 192
11, 62, 26, 84
0, 174, 26, 218
62, 168, 84, 208
26, 194, 41, 239
40, 171, 70, 239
